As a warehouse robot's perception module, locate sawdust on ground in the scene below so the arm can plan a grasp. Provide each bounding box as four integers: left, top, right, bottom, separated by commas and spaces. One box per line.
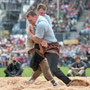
0, 77, 90, 90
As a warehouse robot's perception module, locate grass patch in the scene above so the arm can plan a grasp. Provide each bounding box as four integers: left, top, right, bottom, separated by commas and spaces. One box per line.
0, 67, 90, 77
59, 66, 90, 76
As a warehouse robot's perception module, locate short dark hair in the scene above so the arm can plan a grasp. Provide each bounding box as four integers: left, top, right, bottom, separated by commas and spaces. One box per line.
75, 56, 80, 60
13, 60, 16, 63
37, 3, 47, 11
26, 10, 37, 17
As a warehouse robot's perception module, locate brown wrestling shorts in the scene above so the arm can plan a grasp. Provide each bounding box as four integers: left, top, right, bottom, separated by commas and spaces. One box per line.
25, 38, 35, 54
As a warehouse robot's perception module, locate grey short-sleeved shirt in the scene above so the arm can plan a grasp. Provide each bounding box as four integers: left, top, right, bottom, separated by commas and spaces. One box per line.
44, 14, 52, 27
35, 16, 57, 43
26, 14, 52, 39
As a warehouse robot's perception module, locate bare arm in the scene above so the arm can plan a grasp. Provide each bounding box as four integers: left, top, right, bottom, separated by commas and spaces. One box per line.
26, 24, 47, 47
26, 24, 35, 35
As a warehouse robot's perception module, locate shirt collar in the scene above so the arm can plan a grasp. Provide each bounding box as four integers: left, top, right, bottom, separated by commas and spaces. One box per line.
35, 15, 45, 27
35, 16, 40, 26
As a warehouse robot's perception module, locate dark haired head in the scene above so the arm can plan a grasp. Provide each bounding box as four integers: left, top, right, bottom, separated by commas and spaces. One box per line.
26, 10, 37, 18
37, 3, 47, 11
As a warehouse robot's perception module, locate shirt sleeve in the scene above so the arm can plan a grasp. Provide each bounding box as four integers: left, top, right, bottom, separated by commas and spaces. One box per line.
35, 22, 45, 39
70, 62, 76, 68
81, 61, 87, 69
48, 16, 52, 27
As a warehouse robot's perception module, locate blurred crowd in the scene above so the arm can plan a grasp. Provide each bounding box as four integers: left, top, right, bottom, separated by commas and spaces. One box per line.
0, 36, 31, 68
0, 36, 90, 68
47, 0, 81, 32
59, 44, 90, 67
76, 13, 90, 44
85, 0, 90, 10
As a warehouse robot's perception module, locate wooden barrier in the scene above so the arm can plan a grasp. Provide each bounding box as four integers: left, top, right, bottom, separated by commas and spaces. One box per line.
63, 40, 78, 45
